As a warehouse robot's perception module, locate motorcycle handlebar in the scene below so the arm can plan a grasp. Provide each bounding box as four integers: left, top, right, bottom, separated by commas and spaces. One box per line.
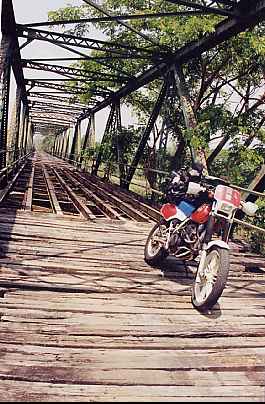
203, 175, 228, 187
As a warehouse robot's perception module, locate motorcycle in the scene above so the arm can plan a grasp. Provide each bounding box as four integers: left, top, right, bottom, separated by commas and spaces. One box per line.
144, 174, 259, 311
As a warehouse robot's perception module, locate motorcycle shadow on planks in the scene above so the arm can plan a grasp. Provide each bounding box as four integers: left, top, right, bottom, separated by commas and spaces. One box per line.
159, 255, 222, 318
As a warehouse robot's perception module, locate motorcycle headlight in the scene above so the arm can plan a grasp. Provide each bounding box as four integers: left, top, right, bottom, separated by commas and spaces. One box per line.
220, 203, 234, 213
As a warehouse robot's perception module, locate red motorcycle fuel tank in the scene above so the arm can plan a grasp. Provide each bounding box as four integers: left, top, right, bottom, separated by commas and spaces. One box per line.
160, 201, 196, 221
160, 203, 178, 220
191, 204, 212, 224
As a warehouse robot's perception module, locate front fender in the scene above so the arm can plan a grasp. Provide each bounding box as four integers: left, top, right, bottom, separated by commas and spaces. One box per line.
206, 240, 230, 250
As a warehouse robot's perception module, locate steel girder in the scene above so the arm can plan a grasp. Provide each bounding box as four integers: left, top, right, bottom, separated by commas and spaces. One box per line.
26, 80, 111, 97
165, 1, 235, 17
0, 45, 11, 169
17, 26, 156, 57
30, 106, 83, 115
92, 104, 116, 176
125, 79, 169, 187
22, 61, 128, 83
69, 121, 81, 162
28, 93, 88, 108
30, 107, 81, 117
23, 10, 233, 29
79, 113, 95, 167
30, 112, 76, 122
1, 0, 27, 104
33, 123, 69, 131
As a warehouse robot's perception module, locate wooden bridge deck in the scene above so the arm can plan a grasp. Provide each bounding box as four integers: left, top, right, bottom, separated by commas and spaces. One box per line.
0, 154, 264, 402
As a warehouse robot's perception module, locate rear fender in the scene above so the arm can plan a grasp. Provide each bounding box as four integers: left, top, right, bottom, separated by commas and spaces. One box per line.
206, 240, 230, 250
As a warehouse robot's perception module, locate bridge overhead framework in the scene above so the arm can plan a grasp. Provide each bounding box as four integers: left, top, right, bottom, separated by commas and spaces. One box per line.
0, 0, 265, 193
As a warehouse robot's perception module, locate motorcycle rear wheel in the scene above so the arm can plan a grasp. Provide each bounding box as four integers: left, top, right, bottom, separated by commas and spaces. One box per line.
191, 246, 230, 312
144, 222, 168, 266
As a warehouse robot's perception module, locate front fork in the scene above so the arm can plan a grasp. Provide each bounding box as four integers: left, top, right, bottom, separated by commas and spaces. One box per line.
196, 214, 230, 283
197, 215, 217, 282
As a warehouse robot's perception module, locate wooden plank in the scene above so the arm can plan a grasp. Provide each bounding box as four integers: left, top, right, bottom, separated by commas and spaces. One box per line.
52, 168, 96, 220
77, 170, 160, 221
69, 169, 150, 222
0, 362, 264, 389
0, 380, 262, 402
65, 169, 127, 221
1, 327, 265, 350
23, 162, 34, 211
42, 164, 64, 216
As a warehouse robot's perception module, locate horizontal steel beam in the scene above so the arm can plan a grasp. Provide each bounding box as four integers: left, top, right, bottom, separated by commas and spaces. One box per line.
28, 93, 89, 107
22, 60, 128, 82
30, 109, 78, 118
26, 80, 111, 96
21, 10, 220, 28
165, 0, 235, 17
29, 101, 84, 112
17, 25, 155, 56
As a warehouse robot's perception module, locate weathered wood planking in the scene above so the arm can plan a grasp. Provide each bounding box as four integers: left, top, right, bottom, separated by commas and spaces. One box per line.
0, 209, 264, 402
0, 150, 264, 401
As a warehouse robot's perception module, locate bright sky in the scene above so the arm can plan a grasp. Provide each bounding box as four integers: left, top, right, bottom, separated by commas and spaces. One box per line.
2, 0, 138, 140
13, 0, 82, 24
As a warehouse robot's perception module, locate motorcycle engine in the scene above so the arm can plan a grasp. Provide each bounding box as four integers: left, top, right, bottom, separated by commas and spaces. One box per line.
182, 223, 198, 245
169, 223, 201, 256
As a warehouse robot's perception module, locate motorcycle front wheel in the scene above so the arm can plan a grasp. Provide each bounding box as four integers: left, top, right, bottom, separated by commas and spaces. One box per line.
144, 222, 168, 267
191, 246, 230, 312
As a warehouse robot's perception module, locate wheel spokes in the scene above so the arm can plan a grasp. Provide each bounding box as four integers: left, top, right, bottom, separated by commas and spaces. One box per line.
148, 226, 167, 257
195, 250, 220, 303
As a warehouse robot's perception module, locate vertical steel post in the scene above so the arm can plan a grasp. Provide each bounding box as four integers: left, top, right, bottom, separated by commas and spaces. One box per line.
59, 132, 66, 158
125, 79, 168, 189
63, 128, 70, 158
0, 34, 13, 172
69, 121, 80, 164
79, 114, 92, 167
82, 115, 92, 151
13, 86, 22, 162
114, 101, 126, 188
90, 113, 95, 148
92, 104, 116, 176
19, 104, 26, 154
51, 136, 56, 155
55, 136, 60, 156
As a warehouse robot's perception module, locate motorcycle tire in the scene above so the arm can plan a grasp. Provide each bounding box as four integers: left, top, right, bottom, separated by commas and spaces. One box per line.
191, 246, 230, 312
144, 222, 168, 267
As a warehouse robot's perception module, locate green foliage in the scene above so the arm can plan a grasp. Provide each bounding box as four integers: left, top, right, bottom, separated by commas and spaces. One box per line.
80, 143, 101, 165
249, 199, 265, 255
41, 135, 55, 152
210, 145, 265, 186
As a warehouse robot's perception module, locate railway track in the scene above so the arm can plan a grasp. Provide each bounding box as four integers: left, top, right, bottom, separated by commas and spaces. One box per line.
0, 153, 158, 222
